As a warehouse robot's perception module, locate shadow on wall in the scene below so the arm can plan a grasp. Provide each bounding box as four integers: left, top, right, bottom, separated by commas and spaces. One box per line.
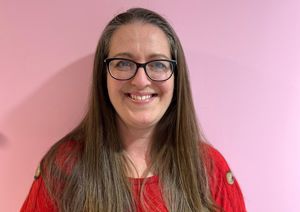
0, 133, 8, 147
3, 54, 94, 151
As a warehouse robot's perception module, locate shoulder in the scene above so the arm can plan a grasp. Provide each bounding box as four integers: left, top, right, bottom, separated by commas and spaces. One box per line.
21, 174, 57, 211
21, 140, 81, 212
204, 144, 232, 176
43, 139, 82, 173
203, 144, 247, 212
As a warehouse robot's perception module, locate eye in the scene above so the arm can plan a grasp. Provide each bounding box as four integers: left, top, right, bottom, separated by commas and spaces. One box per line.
148, 61, 171, 72
112, 60, 135, 71
148, 61, 169, 71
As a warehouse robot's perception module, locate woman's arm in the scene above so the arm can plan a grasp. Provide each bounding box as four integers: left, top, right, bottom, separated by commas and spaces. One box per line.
207, 145, 247, 212
21, 170, 57, 212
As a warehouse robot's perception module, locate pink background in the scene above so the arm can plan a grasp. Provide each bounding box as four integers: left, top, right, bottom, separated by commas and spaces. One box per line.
1, 1, 300, 211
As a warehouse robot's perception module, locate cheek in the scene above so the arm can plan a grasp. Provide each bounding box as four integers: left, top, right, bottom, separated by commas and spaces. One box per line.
107, 77, 113, 100
107, 78, 119, 103
107, 77, 128, 107
162, 78, 174, 100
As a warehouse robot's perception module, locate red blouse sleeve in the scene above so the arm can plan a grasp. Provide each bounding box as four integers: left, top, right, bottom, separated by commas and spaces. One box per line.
206, 145, 247, 212
20, 175, 57, 212
21, 140, 79, 212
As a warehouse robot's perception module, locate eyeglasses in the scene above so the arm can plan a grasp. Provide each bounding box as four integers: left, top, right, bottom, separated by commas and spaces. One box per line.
104, 58, 177, 81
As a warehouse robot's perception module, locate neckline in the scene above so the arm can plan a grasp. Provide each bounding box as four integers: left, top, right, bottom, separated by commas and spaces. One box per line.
128, 175, 159, 185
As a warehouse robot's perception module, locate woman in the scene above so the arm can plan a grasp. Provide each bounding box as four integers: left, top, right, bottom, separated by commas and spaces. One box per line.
21, 8, 246, 212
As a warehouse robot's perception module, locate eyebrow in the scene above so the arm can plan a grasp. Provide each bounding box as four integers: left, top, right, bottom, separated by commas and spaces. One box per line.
110, 52, 171, 60
110, 52, 133, 59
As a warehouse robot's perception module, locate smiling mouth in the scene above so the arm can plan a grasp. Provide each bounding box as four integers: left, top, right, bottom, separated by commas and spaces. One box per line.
126, 93, 158, 102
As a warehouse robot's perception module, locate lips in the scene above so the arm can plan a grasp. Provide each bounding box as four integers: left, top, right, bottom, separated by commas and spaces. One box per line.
126, 93, 158, 102
130, 94, 151, 101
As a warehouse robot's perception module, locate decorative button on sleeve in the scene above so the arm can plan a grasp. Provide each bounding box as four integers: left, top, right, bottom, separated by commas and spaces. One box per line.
226, 171, 235, 185
34, 164, 41, 180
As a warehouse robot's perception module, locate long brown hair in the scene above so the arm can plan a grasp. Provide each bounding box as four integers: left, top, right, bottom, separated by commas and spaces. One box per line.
41, 8, 217, 212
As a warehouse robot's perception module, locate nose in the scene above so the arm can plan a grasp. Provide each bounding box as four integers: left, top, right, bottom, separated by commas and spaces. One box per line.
130, 66, 151, 88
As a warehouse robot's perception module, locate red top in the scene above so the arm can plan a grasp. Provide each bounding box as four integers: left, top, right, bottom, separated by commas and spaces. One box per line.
21, 145, 246, 212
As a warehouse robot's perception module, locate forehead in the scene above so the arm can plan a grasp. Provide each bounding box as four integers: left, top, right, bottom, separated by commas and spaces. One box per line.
108, 22, 171, 59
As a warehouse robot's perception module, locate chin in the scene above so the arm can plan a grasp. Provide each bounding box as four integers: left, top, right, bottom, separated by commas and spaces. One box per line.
128, 118, 158, 129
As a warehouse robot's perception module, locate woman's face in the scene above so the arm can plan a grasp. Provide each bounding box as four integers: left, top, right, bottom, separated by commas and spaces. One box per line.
107, 22, 174, 131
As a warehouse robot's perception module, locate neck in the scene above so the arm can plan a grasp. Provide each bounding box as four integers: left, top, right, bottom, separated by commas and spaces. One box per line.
117, 118, 154, 178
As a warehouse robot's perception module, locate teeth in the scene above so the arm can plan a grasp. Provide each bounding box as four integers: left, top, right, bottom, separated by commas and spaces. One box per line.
130, 94, 152, 101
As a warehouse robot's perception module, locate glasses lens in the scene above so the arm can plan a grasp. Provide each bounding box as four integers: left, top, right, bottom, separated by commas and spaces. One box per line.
108, 59, 136, 80
146, 60, 174, 81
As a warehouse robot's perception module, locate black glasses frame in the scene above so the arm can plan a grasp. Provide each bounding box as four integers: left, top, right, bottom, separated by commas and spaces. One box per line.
104, 58, 177, 82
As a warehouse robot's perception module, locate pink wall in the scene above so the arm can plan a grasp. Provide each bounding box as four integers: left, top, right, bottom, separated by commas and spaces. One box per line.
1, 1, 299, 211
